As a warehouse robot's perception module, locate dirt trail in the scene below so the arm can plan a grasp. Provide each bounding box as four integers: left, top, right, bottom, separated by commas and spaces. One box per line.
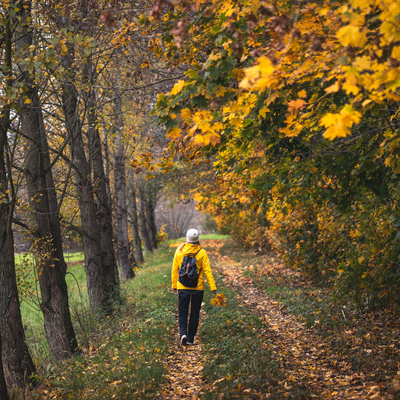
158, 309, 208, 400
159, 240, 225, 400
214, 254, 386, 399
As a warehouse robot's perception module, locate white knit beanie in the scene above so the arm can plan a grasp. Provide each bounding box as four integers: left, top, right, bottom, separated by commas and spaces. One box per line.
186, 228, 199, 243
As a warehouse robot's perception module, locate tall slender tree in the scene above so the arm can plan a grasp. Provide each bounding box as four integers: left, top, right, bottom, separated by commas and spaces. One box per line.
17, 2, 78, 359
85, 64, 120, 300
113, 52, 135, 279
61, 50, 108, 310
138, 184, 153, 253
0, 5, 36, 389
127, 169, 144, 263
145, 197, 158, 250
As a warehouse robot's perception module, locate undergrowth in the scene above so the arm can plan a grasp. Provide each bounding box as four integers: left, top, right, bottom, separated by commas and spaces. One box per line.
27, 243, 177, 400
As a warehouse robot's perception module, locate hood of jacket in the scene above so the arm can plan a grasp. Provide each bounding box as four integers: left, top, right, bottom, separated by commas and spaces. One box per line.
178, 243, 201, 255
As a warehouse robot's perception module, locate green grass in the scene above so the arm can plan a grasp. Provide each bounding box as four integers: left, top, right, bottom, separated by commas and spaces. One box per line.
16, 253, 89, 363
263, 285, 337, 329
63, 252, 84, 263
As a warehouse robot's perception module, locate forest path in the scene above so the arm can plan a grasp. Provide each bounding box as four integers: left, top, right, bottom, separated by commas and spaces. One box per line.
213, 251, 386, 400
158, 307, 208, 400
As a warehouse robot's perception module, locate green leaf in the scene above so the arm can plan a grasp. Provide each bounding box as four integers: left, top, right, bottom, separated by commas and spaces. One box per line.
207, 66, 220, 79
185, 69, 199, 79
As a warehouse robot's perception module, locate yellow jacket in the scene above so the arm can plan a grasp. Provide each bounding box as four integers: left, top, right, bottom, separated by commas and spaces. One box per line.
171, 243, 217, 291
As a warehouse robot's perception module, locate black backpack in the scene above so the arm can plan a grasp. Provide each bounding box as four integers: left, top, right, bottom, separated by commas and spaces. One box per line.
178, 248, 202, 288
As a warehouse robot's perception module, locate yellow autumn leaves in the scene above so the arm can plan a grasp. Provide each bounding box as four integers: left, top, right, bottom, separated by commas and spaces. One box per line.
165, 86, 223, 145
239, 56, 275, 91
211, 293, 226, 307
320, 106, 362, 140
161, 0, 400, 149
170, 80, 185, 96
336, 25, 367, 48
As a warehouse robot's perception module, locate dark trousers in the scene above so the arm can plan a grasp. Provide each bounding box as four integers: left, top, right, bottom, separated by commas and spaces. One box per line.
178, 290, 204, 342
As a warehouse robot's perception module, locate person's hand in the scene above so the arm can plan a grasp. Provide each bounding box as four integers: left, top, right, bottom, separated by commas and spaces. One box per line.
171, 288, 178, 294
212, 290, 217, 295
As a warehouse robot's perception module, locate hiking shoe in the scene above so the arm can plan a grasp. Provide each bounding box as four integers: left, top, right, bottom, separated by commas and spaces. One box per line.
187, 337, 194, 345
180, 335, 187, 346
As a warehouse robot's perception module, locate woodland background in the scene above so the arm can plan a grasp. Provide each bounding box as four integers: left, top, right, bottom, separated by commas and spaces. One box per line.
0, 0, 400, 398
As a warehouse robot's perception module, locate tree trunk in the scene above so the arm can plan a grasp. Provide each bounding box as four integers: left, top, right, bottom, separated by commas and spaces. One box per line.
0, 156, 36, 388
113, 54, 135, 279
0, 14, 36, 389
145, 199, 158, 250
16, 7, 78, 361
128, 169, 144, 263
20, 74, 79, 362
86, 72, 120, 303
101, 115, 112, 201
61, 51, 107, 310
138, 185, 153, 252
0, 336, 9, 400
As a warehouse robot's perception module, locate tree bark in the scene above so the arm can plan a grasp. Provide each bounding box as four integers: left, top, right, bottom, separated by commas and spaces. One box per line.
138, 185, 153, 252
0, 152, 35, 388
61, 51, 107, 310
145, 199, 158, 250
0, 336, 9, 400
101, 115, 112, 201
85, 68, 120, 303
128, 169, 144, 263
113, 54, 135, 279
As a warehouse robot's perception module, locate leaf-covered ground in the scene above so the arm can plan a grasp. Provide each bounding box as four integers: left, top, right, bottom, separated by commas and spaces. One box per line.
159, 308, 208, 399
206, 240, 400, 399
26, 238, 400, 400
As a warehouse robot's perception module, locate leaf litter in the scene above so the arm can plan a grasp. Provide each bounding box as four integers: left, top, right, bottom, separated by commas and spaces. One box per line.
210, 241, 399, 399
159, 308, 208, 399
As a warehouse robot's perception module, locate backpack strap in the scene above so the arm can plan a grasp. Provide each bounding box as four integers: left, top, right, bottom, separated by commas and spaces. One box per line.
194, 248, 203, 273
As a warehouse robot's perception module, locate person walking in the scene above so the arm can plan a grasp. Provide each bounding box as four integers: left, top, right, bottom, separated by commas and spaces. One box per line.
171, 228, 217, 346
